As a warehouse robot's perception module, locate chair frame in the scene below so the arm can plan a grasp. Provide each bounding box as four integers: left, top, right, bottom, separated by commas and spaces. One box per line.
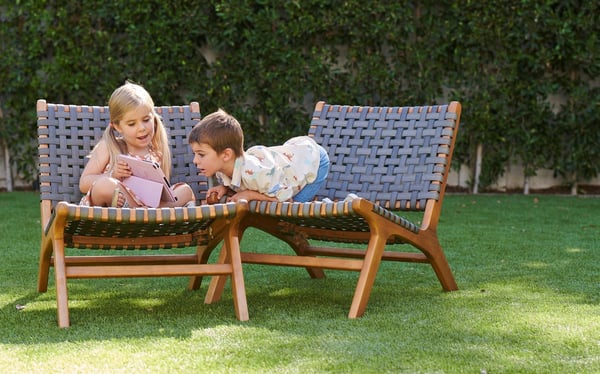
206, 101, 461, 318
36, 99, 248, 327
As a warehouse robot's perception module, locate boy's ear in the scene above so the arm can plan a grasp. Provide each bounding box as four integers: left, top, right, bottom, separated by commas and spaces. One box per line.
221, 148, 235, 161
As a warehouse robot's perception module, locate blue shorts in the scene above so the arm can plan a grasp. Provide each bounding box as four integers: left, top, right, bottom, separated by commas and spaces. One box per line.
293, 145, 330, 202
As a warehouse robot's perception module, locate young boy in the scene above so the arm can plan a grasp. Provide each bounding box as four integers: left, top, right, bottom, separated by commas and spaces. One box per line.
188, 109, 329, 203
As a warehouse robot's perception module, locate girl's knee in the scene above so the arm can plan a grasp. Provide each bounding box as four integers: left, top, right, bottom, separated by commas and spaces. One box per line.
173, 183, 195, 205
90, 177, 119, 206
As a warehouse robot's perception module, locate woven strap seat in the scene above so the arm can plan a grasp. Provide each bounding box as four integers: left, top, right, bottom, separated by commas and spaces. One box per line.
248, 200, 420, 242
47, 202, 240, 249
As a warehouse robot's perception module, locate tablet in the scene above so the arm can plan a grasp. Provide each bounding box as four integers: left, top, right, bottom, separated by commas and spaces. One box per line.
117, 154, 176, 207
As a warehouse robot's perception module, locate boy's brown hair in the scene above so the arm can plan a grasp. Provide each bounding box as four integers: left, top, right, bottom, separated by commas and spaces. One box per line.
188, 109, 244, 157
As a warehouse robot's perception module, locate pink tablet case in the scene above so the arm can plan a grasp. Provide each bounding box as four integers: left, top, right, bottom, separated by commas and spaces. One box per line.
122, 176, 164, 207
118, 154, 176, 207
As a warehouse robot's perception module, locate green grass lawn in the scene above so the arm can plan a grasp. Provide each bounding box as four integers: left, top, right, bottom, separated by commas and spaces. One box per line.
1, 191, 598, 373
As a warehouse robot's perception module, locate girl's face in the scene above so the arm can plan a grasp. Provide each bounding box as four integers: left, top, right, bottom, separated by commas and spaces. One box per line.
112, 105, 155, 154
190, 142, 228, 177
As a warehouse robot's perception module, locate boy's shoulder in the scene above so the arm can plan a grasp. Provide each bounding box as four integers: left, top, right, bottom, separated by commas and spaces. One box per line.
283, 135, 318, 147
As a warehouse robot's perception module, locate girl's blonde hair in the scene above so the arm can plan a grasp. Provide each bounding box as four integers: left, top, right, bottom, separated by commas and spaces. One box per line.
100, 82, 172, 177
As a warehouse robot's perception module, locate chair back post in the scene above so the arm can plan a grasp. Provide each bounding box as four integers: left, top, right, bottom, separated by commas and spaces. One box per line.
37, 99, 52, 230
418, 101, 461, 231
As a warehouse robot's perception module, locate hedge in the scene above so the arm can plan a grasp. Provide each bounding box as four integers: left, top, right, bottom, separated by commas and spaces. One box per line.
1, 0, 598, 192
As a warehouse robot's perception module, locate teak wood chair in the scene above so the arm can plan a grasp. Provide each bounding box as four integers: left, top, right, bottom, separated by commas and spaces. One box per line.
36, 100, 248, 327
206, 101, 461, 318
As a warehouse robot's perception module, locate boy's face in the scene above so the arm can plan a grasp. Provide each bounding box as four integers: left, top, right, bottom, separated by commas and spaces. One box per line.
190, 142, 226, 177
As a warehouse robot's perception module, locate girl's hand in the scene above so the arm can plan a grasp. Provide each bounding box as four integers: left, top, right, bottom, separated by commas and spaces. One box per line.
111, 160, 132, 180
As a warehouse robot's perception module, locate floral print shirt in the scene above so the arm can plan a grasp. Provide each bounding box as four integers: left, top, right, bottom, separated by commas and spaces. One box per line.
216, 136, 321, 202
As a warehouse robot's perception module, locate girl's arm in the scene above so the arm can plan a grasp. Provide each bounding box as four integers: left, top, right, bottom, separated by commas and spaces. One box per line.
79, 140, 112, 193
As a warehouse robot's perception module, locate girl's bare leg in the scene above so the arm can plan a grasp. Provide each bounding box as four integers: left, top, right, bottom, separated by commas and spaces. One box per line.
90, 177, 142, 207
89, 177, 120, 206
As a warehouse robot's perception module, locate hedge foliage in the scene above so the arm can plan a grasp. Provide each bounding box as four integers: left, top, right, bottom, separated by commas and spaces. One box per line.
1, 0, 598, 190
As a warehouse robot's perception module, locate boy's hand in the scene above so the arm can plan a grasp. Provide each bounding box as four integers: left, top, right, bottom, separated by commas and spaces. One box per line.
206, 191, 220, 204
206, 185, 231, 204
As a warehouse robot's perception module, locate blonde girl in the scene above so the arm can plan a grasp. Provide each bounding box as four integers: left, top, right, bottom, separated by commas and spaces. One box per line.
79, 82, 195, 207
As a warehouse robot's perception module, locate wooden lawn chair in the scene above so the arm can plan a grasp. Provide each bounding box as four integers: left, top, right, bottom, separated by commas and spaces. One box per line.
205, 101, 461, 318
36, 100, 248, 327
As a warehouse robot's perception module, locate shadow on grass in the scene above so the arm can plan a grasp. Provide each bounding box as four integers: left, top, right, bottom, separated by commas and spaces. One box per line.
2, 193, 600, 372
5, 232, 598, 345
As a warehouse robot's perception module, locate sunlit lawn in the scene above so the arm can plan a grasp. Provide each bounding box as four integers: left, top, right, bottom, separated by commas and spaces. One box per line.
1, 191, 598, 373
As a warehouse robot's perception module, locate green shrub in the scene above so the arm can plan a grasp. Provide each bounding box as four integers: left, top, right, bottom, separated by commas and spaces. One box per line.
1, 1, 598, 189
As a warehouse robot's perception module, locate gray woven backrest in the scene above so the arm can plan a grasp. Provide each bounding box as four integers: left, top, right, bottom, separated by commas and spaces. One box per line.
309, 102, 459, 211
37, 102, 205, 207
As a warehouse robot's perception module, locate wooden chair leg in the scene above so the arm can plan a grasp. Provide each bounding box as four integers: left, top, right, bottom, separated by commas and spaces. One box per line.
188, 218, 243, 291
348, 233, 387, 319
187, 244, 217, 291
226, 234, 249, 321
204, 246, 230, 304
37, 237, 53, 292
427, 243, 458, 291
204, 216, 249, 321
53, 240, 70, 328
244, 215, 326, 279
